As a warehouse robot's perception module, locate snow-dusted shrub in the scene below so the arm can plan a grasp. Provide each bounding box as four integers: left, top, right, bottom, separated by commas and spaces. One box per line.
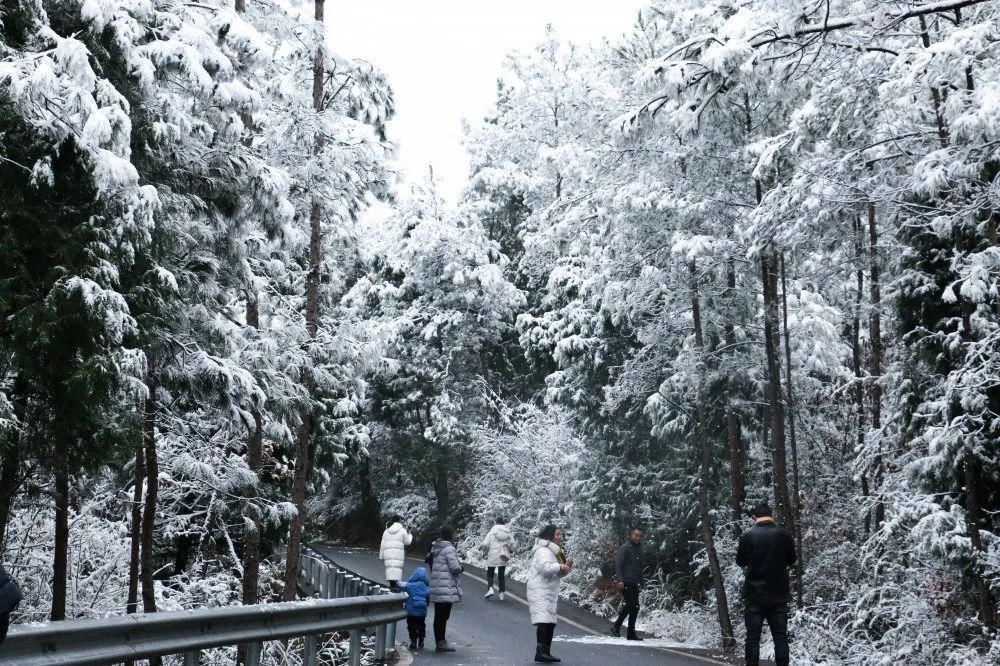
380, 493, 435, 533
460, 397, 586, 576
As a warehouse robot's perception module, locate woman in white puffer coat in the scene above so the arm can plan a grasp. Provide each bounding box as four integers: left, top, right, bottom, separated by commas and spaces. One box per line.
526, 524, 572, 663
379, 515, 413, 587
482, 516, 515, 600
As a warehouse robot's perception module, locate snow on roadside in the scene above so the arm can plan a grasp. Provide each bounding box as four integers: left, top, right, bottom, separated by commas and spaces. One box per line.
552, 634, 699, 650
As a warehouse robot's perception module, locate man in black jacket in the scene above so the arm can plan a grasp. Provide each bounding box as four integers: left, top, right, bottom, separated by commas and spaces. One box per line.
736, 502, 797, 666
0, 563, 22, 644
612, 527, 644, 640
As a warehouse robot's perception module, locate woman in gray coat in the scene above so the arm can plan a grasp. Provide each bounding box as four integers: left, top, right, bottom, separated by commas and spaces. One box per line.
428, 524, 463, 653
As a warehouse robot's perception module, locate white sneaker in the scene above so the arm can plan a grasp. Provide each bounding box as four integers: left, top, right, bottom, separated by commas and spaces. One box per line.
484, 586, 495, 599
498, 592, 505, 601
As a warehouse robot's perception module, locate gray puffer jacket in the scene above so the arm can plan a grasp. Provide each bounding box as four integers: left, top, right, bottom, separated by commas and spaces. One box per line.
428, 539, 463, 604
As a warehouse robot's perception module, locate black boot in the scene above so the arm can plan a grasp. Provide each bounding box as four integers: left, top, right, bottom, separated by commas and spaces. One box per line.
611, 621, 622, 638
409, 640, 417, 649
627, 631, 644, 641
534, 644, 558, 663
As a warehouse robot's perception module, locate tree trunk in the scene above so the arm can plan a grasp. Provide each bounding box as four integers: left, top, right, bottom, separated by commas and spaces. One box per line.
761, 250, 795, 533
141, 367, 159, 615
984, 172, 1000, 317
282, 410, 313, 602
866, 203, 885, 529
435, 453, 450, 522
282, 0, 325, 603
918, 16, 951, 149
0, 448, 18, 554
725, 259, 744, 532
779, 254, 804, 608
241, 292, 264, 607
964, 450, 997, 626
127, 444, 145, 614
51, 464, 69, 621
242, 409, 264, 605
236, 0, 264, 616
690, 261, 735, 651
959, 273, 996, 625
852, 216, 870, 534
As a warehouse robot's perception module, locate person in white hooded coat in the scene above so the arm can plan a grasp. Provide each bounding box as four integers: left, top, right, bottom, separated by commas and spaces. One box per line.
482, 517, 515, 600
526, 524, 572, 663
379, 515, 413, 587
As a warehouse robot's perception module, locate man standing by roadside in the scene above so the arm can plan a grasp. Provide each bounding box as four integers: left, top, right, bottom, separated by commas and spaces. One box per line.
612, 527, 644, 640
736, 502, 797, 666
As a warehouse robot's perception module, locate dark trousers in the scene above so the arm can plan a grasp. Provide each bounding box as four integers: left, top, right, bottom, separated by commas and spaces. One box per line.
486, 566, 506, 592
0, 612, 8, 644
614, 583, 640, 634
433, 602, 452, 642
535, 622, 555, 650
406, 615, 426, 642
745, 599, 789, 666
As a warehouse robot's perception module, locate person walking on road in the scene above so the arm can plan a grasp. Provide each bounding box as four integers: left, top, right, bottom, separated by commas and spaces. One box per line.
400, 566, 431, 650
428, 524, 463, 653
0, 562, 22, 644
736, 502, 797, 666
612, 527, 645, 640
482, 516, 515, 601
379, 514, 413, 589
526, 524, 573, 663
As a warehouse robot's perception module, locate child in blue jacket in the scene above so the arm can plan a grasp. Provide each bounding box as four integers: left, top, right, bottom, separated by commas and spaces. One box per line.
400, 567, 430, 650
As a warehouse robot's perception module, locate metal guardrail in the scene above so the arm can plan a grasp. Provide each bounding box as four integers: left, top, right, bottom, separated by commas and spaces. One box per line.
298, 544, 401, 664
1, 547, 406, 666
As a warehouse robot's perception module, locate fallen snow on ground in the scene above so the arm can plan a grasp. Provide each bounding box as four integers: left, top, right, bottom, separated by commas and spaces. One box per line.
552, 635, 700, 649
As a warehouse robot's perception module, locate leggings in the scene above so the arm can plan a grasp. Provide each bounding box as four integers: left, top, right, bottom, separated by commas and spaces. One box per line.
433, 602, 452, 642
486, 566, 506, 592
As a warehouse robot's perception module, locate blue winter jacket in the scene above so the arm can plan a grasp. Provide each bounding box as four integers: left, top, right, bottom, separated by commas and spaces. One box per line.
401, 567, 430, 618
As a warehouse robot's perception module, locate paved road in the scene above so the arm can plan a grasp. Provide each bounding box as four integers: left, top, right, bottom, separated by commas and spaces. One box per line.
314, 545, 744, 666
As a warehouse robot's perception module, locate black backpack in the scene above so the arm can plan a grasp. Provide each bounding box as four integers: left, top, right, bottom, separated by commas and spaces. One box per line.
0, 564, 22, 615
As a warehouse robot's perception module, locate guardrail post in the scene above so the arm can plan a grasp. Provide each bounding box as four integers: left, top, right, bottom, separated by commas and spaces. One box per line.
303, 634, 318, 666
325, 569, 334, 599
349, 628, 362, 666
375, 624, 387, 663
335, 570, 344, 598
386, 619, 397, 657
244, 641, 262, 666
183, 650, 200, 666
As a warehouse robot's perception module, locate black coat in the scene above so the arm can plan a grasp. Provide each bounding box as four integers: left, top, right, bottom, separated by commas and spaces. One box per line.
736, 520, 797, 604
615, 541, 644, 585
0, 564, 21, 614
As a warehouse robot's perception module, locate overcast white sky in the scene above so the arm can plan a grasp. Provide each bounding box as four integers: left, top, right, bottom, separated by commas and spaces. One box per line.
326, 1, 647, 202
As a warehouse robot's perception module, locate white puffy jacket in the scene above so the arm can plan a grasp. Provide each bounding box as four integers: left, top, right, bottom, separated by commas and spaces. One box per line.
525, 539, 565, 624
482, 524, 516, 567
378, 522, 413, 581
